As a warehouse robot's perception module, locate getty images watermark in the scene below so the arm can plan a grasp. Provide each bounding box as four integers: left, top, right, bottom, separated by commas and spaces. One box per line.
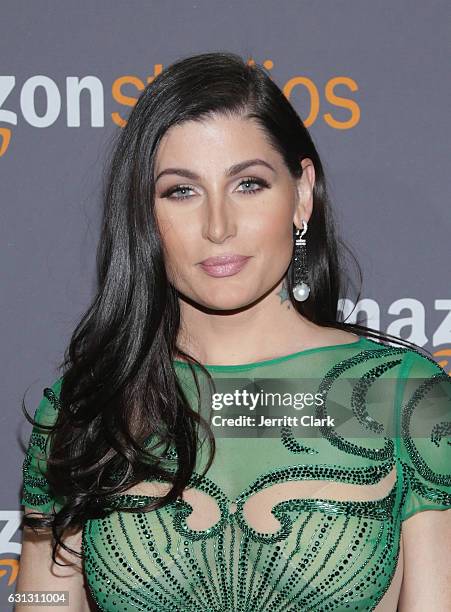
189, 375, 451, 439
210, 387, 333, 429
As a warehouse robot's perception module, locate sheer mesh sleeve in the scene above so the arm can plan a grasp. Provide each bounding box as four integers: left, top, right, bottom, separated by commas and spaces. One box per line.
397, 350, 451, 522
21, 376, 65, 514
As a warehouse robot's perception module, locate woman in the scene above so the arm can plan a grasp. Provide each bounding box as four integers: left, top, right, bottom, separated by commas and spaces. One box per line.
17, 51, 451, 611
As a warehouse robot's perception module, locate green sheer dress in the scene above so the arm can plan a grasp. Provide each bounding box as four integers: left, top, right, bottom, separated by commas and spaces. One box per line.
21, 336, 451, 611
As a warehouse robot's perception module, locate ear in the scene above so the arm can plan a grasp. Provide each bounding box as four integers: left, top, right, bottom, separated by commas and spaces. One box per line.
293, 158, 315, 230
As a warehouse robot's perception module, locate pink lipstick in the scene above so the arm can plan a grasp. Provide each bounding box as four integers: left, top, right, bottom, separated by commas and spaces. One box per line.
198, 254, 252, 278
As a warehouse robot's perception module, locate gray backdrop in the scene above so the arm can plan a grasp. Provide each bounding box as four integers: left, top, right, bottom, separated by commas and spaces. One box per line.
1, 0, 450, 604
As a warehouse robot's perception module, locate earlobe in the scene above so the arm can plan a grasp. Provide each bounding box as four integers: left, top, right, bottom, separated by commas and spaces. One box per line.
292, 206, 305, 231
292, 186, 313, 229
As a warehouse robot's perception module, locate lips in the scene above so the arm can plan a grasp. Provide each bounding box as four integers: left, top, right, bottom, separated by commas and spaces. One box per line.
199, 254, 250, 266
198, 254, 252, 278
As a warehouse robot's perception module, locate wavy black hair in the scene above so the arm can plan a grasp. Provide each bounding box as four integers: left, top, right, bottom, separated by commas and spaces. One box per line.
21, 50, 430, 563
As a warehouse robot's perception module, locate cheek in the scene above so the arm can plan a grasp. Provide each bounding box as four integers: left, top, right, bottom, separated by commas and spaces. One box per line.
157, 221, 197, 281
256, 215, 294, 266
156, 206, 196, 250
155, 215, 180, 274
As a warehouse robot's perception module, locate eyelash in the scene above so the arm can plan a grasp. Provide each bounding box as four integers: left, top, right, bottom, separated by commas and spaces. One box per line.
161, 177, 270, 201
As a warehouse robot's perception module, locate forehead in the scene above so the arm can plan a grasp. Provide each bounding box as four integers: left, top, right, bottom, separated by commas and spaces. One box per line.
154, 115, 278, 171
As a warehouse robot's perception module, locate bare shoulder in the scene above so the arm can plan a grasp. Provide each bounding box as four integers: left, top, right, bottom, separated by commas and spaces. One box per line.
314, 327, 360, 347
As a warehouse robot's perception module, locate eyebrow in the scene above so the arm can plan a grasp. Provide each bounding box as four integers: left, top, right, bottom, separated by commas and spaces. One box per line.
155, 158, 276, 183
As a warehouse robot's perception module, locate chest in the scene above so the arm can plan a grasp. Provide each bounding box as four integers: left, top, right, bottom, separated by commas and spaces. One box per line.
81, 439, 405, 611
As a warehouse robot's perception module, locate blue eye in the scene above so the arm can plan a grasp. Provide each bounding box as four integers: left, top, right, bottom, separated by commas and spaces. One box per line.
164, 185, 194, 200
237, 177, 269, 194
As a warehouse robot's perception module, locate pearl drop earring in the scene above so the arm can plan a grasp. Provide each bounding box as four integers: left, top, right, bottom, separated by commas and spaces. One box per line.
292, 219, 310, 302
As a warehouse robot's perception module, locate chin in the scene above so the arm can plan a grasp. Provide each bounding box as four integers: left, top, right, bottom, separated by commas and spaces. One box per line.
177, 285, 246, 310
200, 289, 263, 312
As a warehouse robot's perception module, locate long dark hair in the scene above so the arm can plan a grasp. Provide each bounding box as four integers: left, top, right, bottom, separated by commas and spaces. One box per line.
21, 50, 431, 563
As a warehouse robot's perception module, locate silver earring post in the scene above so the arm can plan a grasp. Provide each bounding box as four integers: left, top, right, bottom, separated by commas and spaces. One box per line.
292, 219, 310, 302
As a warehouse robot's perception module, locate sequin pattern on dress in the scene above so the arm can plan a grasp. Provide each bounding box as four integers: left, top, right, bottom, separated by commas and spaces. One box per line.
21, 337, 451, 611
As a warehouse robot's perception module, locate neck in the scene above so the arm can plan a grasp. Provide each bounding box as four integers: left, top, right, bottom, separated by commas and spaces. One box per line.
174, 279, 322, 366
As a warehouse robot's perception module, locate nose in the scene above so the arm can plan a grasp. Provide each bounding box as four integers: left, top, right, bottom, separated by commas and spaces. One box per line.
202, 192, 237, 243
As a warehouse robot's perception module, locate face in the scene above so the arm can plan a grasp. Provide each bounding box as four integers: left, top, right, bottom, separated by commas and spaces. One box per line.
153, 114, 314, 311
